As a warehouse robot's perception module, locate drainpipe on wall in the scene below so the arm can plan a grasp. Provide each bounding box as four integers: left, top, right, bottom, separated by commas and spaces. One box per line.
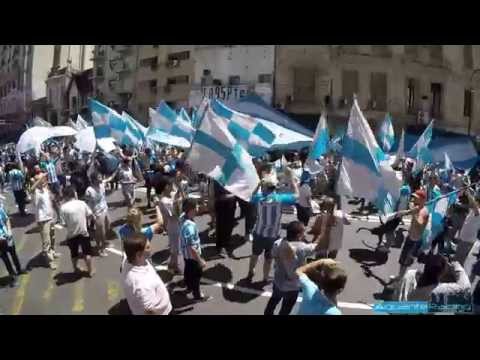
272, 45, 277, 108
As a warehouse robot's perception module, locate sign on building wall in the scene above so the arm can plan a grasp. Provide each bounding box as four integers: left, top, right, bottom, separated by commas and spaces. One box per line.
189, 84, 273, 108
202, 85, 250, 104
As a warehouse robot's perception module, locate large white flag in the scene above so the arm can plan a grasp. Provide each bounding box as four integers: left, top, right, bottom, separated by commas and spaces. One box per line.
337, 99, 402, 214
187, 104, 260, 201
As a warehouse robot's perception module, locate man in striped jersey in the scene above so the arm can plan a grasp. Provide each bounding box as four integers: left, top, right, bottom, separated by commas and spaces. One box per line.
39, 151, 61, 195
247, 167, 299, 283
8, 163, 28, 216
180, 198, 211, 302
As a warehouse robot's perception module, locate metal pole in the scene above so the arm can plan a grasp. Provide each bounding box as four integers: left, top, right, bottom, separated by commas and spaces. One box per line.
468, 69, 480, 136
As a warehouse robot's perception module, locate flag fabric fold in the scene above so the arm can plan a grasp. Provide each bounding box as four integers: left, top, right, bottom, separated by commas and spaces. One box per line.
305, 113, 329, 173
377, 113, 395, 153
186, 103, 260, 201
76, 115, 89, 130
149, 101, 195, 143
122, 112, 147, 147
421, 191, 458, 250
392, 128, 405, 168
337, 99, 401, 214
210, 99, 275, 158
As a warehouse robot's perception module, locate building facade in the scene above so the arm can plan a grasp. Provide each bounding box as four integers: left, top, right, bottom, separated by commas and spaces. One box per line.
92, 45, 275, 123
45, 45, 94, 125
275, 45, 480, 135
0, 45, 93, 135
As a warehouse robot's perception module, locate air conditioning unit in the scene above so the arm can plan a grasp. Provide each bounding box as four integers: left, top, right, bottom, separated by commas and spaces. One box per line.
166, 59, 180, 68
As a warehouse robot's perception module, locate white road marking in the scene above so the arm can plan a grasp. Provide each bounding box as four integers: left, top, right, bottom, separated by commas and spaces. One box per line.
107, 246, 373, 312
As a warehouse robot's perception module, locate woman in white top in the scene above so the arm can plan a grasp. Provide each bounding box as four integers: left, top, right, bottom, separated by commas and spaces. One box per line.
85, 170, 118, 257
119, 158, 137, 208
158, 176, 183, 274
30, 172, 58, 269
296, 171, 313, 226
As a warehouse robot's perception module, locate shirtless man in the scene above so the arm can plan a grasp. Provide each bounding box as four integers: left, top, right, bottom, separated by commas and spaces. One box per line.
391, 189, 430, 282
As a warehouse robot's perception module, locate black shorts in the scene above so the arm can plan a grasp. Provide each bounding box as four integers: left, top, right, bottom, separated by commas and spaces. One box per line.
49, 182, 61, 196
399, 237, 422, 267
67, 235, 93, 258
252, 234, 276, 259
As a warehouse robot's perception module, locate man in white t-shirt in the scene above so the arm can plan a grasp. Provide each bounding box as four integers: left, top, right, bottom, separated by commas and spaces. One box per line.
121, 232, 172, 315
59, 186, 95, 276
455, 192, 480, 265
30, 172, 58, 269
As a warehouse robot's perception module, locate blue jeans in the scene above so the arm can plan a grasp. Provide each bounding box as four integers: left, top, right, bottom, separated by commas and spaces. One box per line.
264, 285, 299, 315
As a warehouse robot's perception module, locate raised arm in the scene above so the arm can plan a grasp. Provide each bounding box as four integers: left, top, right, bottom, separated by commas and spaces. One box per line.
29, 173, 47, 193
149, 197, 164, 234
296, 258, 338, 278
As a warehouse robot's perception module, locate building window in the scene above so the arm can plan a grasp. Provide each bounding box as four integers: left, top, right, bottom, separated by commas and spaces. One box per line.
406, 78, 417, 114
431, 83, 443, 118
258, 74, 272, 83
371, 45, 392, 57
464, 89, 472, 117
167, 51, 190, 61
167, 75, 189, 85
429, 45, 443, 66
149, 80, 158, 94
370, 72, 387, 111
228, 75, 241, 85
464, 45, 473, 69
72, 96, 77, 113
153, 45, 159, 48
140, 56, 158, 70
293, 68, 315, 103
96, 67, 104, 77
342, 69, 359, 104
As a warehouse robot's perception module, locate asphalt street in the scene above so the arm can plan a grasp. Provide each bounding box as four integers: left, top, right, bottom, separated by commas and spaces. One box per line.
1, 184, 479, 315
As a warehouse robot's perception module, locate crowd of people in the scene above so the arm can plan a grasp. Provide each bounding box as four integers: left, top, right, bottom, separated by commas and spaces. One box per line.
0, 138, 480, 315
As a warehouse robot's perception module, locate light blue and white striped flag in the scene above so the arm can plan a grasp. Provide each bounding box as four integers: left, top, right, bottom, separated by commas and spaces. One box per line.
149, 101, 195, 143
410, 120, 435, 175
444, 152, 454, 173
122, 112, 147, 147
210, 99, 275, 158
377, 113, 395, 153
89, 99, 146, 148
191, 107, 200, 129
186, 103, 260, 201
337, 99, 401, 215
191, 97, 209, 131
89, 99, 123, 141
305, 113, 329, 173
408, 120, 434, 159
421, 191, 457, 250
179, 108, 191, 124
